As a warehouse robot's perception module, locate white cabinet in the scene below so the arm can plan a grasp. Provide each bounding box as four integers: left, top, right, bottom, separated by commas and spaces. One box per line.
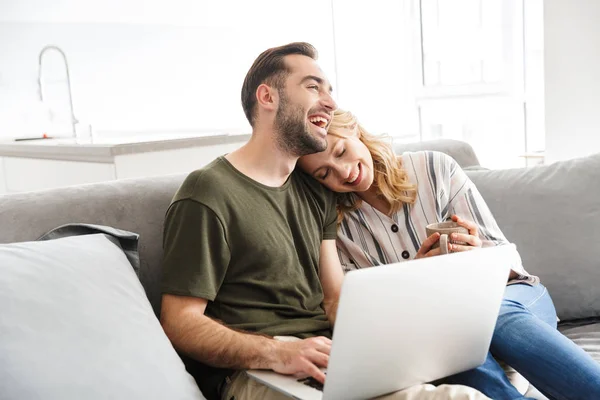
3, 157, 115, 193
0, 134, 249, 194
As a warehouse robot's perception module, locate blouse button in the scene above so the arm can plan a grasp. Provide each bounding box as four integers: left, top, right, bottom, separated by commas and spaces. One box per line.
402, 250, 410, 259
391, 224, 399, 233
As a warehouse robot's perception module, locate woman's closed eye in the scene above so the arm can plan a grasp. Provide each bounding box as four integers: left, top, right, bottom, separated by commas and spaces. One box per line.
318, 168, 330, 180
317, 149, 344, 180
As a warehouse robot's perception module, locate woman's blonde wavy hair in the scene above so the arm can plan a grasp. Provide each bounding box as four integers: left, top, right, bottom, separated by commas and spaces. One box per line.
330, 109, 417, 222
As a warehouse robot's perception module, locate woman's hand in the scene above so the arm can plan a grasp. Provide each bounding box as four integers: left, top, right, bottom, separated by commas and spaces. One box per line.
415, 232, 444, 259
416, 216, 483, 258
449, 215, 482, 252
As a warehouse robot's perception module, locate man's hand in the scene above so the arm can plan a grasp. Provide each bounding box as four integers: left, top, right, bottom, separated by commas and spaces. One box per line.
270, 336, 331, 384
161, 294, 333, 384
448, 215, 482, 252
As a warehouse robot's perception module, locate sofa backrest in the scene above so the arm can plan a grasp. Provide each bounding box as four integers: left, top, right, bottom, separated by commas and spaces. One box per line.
466, 154, 600, 321
0, 173, 186, 316
5, 139, 598, 322
394, 138, 482, 169
0, 139, 482, 319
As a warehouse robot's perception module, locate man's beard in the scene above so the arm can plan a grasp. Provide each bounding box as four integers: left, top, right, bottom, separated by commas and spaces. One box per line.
274, 91, 327, 157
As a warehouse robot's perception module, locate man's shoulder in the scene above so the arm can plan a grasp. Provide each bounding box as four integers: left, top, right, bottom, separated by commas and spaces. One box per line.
292, 168, 337, 210
173, 156, 232, 203
293, 168, 334, 196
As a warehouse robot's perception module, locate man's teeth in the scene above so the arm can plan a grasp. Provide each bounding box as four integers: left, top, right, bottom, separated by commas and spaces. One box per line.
309, 116, 328, 127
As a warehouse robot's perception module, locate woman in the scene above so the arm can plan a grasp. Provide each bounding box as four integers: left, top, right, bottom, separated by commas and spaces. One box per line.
298, 109, 600, 400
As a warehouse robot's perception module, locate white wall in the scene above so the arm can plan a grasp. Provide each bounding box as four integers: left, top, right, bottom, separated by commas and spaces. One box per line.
0, 0, 337, 139
332, 0, 419, 138
1, 0, 426, 145
544, 0, 600, 163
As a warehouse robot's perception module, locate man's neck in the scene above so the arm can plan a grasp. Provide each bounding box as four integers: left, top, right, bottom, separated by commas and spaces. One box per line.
225, 129, 298, 188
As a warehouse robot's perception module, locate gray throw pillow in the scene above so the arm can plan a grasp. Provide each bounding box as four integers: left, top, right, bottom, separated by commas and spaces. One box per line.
466, 153, 600, 322
0, 234, 204, 400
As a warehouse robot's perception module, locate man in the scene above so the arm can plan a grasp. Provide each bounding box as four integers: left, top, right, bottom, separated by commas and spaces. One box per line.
160, 42, 488, 400
161, 42, 342, 400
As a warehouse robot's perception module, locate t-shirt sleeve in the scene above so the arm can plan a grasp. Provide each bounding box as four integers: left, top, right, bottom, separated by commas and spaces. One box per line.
322, 193, 338, 241
161, 199, 231, 301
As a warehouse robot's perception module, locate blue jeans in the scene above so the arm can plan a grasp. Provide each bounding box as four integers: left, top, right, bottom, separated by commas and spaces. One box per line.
442, 283, 600, 400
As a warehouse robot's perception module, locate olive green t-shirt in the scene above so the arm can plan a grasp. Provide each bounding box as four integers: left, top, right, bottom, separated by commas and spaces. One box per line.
161, 156, 337, 398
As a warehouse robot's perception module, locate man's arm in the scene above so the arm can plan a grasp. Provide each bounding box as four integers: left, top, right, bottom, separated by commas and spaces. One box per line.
160, 294, 332, 383
318, 239, 345, 326
160, 294, 276, 368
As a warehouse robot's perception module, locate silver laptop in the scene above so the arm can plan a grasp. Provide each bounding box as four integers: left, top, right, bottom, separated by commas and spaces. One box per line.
247, 245, 514, 400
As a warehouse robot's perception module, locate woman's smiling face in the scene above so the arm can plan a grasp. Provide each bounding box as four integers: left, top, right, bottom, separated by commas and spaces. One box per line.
298, 126, 375, 193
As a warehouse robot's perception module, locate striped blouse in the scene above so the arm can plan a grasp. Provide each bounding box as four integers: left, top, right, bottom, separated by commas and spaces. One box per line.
336, 151, 539, 286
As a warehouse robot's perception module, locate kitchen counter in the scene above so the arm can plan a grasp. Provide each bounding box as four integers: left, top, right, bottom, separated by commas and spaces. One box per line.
0, 132, 251, 163
0, 132, 251, 194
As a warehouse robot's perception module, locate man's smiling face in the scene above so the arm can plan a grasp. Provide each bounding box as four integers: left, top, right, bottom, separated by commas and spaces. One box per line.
273, 54, 337, 157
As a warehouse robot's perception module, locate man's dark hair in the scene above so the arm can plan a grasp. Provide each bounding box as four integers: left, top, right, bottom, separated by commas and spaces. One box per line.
241, 42, 317, 126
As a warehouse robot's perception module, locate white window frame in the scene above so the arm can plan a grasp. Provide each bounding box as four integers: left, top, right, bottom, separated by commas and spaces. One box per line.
406, 0, 537, 169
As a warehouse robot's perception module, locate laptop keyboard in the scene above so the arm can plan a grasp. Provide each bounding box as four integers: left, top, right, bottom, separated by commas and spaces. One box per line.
297, 376, 324, 392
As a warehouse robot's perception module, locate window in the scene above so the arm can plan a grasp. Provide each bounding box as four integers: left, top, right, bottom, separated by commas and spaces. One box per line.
404, 0, 544, 169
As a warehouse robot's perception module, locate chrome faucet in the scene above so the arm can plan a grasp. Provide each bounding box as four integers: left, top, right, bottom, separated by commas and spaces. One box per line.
37, 45, 78, 137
